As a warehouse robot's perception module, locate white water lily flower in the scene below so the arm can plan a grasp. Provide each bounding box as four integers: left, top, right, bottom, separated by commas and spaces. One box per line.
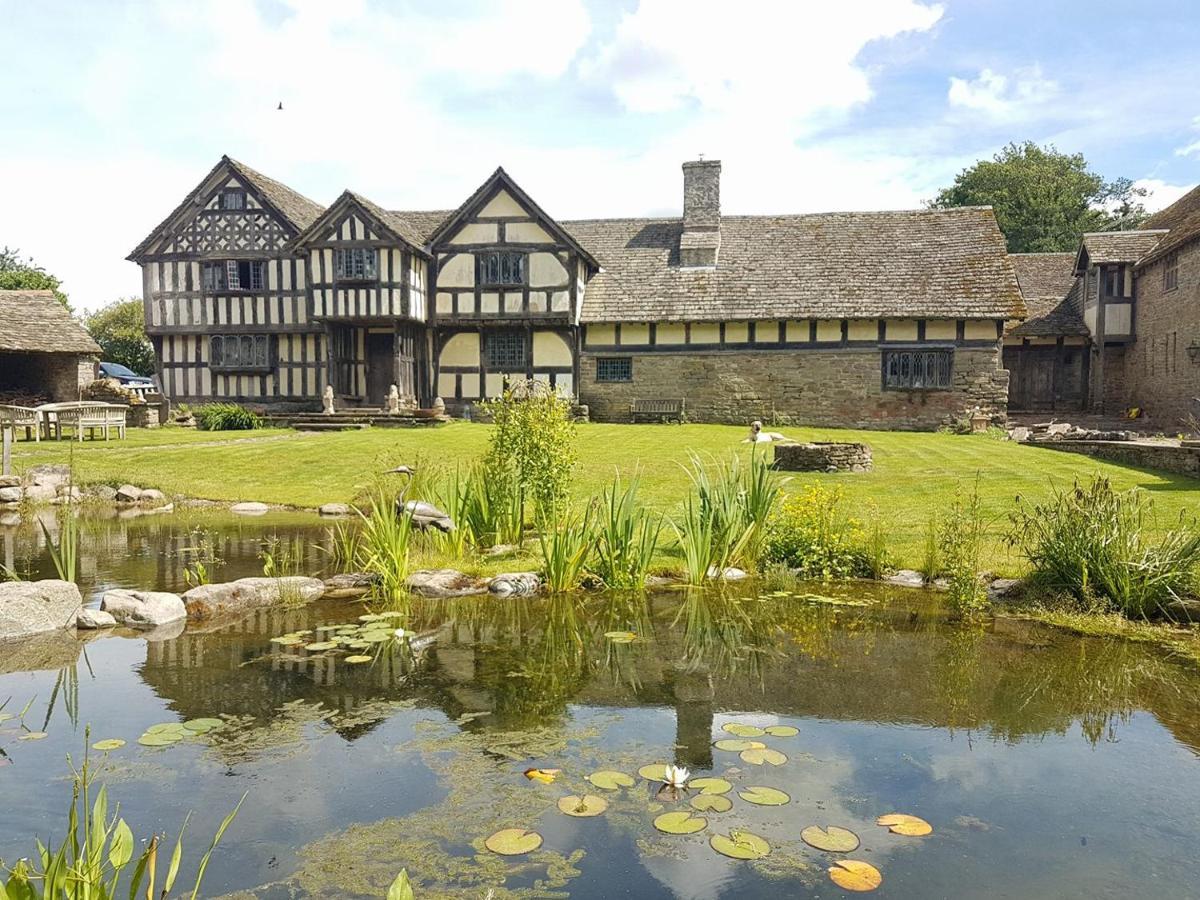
664, 765, 689, 788
393, 628, 411, 639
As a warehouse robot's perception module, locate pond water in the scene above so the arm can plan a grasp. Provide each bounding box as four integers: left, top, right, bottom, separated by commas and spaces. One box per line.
2, 510, 1200, 898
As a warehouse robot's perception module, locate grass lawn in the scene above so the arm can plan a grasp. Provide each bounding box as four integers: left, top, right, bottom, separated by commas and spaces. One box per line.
11, 421, 1200, 575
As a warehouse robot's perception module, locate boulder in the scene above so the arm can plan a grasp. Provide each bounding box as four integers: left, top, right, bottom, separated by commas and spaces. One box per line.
0, 487, 22, 503
230, 501, 270, 515
986, 578, 1023, 602
318, 503, 352, 517
885, 569, 927, 588
182, 576, 325, 620
139, 488, 167, 505
115, 484, 143, 502
406, 569, 488, 598
90, 484, 119, 502
488, 572, 542, 597
25, 464, 70, 488
0, 475, 19, 488
0, 580, 83, 639
322, 572, 379, 599
1008, 427, 1032, 443
101, 589, 186, 628
76, 608, 117, 629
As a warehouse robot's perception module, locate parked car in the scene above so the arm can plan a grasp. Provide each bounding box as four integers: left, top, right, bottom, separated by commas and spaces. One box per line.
98, 362, 157, 398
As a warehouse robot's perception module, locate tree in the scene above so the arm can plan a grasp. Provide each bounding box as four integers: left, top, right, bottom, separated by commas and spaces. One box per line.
85, 298, 156, 375
0, 246, 70, 308
930, 142, 1148, 253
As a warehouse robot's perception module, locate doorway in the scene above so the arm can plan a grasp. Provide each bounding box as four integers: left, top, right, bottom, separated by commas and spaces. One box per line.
366, 331, 393, 408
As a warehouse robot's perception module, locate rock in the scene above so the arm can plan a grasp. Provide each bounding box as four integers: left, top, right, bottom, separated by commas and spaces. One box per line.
986, 578, 1023, 602
0, 487, 22, 503
707, 566, 748, 580
76, 608, 117, 629
182, 576, 325, 620
488, 572, 542, 597
644, 574, 676, 588
139, 488, 167, 505
90, 484, 118, 502
0, 580, 83, 639
230, 501, 270, 515
0, 512, 19, 527
101, 589, 186, 628
885, 569, 927, 588
932, 577, 950, 592
319, 503, 352, 517
0, 628, 86, 676
0, 475, 19, 488
115, 484, 143, 502
322, 572, 379, 599
1008, 427, 1032, 443
406, 569, 489, 598
483, 543, 519, 556
25, 464, 70, 488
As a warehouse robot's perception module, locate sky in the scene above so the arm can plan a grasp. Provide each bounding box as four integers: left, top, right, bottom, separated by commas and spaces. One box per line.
1, 0, 1198, 311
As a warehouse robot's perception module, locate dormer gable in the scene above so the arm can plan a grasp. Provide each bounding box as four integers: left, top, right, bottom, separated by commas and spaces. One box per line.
290, 190, 429, 256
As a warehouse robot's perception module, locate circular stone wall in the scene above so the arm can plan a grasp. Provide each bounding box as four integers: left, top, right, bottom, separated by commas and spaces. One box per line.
772, 442, 872, 473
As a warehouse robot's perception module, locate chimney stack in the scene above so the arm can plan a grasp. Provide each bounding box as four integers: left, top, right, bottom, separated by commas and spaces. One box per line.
680, 159, 721, 268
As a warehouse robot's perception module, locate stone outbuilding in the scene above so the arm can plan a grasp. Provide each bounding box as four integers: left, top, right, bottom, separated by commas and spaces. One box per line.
0, 290, 100, 402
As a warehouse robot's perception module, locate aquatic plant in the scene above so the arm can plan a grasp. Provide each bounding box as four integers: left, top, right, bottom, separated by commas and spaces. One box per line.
762, 485, 871, 580
194, 401, 262, 431
388, 869, 414, 900
919, 513, 941, 583
40, 511, 78, 584
940, 478, 988, 614
180, 527, 222, 587
1008, 475, 1200, 619
537, 506, 595, 592
862, 505, 893, 580
357, 489, 414, 598
456, 463, 523, 549
323, 519, 363, 574
592, 475, 662, 590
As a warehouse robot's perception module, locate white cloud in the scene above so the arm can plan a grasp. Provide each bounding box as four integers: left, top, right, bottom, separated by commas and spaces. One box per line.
947, 66, 1058, 119
1134, 178, 1193, 213
1175, 115, 1200, 158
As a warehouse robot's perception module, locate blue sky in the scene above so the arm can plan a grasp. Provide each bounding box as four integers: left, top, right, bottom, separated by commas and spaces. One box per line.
1, 0, 1197, 310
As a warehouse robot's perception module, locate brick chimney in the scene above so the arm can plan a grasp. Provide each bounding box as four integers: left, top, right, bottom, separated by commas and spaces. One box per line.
680, 159, 721, 268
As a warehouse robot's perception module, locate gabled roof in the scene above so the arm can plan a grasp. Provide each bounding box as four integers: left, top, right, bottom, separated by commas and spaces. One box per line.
387, 210, 455, 245
427, 167, 600, 271
565, 207, 1025, 324
127, 156, 324, 261
1139, 183, 1200, 266
0, 291, 101, 354
290, 190, 431, 256
1074, 230, 1168, 273
1007, 253, 1088, 338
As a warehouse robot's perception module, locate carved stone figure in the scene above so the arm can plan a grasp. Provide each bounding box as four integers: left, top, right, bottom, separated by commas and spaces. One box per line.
322, 385, 335, 415
386, 384, 400, 415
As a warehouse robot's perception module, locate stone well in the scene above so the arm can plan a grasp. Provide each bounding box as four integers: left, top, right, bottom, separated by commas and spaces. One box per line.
772, 441, 872, 473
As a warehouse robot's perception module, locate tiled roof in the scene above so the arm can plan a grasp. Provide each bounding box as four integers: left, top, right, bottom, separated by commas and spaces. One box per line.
341, 192, 429, 252
0, 291, 101, 354
1007, 253, 1087, 337
1079, 230, 1168, 268
563, 207, 1025, 323
388, 210, 455, 245
1139, 183, 1200, 265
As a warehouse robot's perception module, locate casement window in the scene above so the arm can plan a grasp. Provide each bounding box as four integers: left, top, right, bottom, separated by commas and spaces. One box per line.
882, 349, 953, 390
479, 251, 525, 286
1164, 252, 1180, 292
219, 190, 246, 210
484, 330, 526, 370
210, 334, 272, 372
595, 357, 633, 382
202, 260, 265, 292
335, 247, 377, 280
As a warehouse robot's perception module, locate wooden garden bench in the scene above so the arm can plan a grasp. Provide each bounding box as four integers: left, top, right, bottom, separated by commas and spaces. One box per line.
0, 405, 41, 442
630, 398, 686, 424
43, 403, 128, 441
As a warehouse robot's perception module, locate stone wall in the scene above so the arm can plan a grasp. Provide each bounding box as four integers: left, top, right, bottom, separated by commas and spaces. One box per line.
0, 352, 95, 402
774, 442, 872, 472
1036, 440, 1200, 479
578, 346, 1008, 430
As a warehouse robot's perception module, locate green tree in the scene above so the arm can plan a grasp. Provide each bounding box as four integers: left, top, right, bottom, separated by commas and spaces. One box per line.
930, 142, 1148, 252
85, 298, 156, 375
0, 245, 70, 308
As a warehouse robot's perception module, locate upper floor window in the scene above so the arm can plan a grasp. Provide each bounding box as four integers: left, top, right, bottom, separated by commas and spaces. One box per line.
219, 190, 246, 210
210, 334, 271, 372
335, 247, 376, 281
1103, 264, 1129, 298
479, 251, 525, 286
484, 330, 526, 370
1164, 252, 1180, 292
882, 349, 953, 391
203, 260, 264, 292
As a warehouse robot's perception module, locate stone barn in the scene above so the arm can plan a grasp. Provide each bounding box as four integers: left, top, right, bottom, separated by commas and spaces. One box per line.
0, 290, 100, 403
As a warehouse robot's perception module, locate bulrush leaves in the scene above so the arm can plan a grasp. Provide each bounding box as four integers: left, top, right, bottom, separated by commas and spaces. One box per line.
690, 794, 732, 813
653, 811, 707, 834
689, 778, 732, 795
713, 739, 765, 752
828, 859, 882, 891
557, 794, 608, 817
801, 825, 860, 852
739, 747, 787, 766
710, 830, 770, 860
738, 786, 790, 806
876, 813, 932, 836
604, 631, 638, 643
722, 723, 766, 738
484, 828, 543, 855
764, 725, 798, 737
587, 770, 635, 790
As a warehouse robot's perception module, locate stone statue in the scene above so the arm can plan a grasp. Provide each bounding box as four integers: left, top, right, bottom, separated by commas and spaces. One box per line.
322, 385, 335, 415
431, 396, 446, 413
386, 384, 400, 415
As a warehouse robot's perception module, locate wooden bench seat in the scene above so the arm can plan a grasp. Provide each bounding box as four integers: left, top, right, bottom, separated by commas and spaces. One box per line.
630, 398, 686, 424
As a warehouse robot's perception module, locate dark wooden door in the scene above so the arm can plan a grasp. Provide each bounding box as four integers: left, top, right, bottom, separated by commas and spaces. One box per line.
1006, 346, 1057, 410
366, 332, 393, 407
396, 325, 418, 404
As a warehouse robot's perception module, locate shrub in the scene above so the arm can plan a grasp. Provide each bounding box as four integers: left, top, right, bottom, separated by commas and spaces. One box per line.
940, 479, 987, 614
593, 475, 662, 590
1008, 475, 1200, 618
762, 485, 871, 580
194, 402, 262, 431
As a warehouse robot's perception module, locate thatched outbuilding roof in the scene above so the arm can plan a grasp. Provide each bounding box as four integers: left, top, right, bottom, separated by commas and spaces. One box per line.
0, 291, 101, 354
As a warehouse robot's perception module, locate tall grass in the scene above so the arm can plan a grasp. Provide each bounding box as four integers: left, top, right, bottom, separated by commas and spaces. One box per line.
457, 464, 523, 549
940, 478, 987, 614
40, 513, 79, 583
537, 506, 595, 592
920, 514, 941, 583
593, 475, 662, 590
357, 490, 414, 598
323, 519, 363, 574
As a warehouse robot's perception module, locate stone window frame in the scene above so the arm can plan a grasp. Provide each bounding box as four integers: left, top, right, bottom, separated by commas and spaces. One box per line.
478, 250, 526, 287
1164, 252, 1179, 293
334, 247, 377, 282
595, 357, 633, 383
210, 334, 273, 372
881, 348, 953, 391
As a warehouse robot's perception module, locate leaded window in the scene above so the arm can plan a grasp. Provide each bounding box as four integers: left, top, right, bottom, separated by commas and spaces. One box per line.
210, 334, 272, 371
1165, 252, 1179, 292
220, 190, 246, 210
335, 247, 377, 280
484, 330, 526, 370
882, 350, 953, 390
479, 251, 525, 286
596, 357, 632, 382
203, 260, 264, 292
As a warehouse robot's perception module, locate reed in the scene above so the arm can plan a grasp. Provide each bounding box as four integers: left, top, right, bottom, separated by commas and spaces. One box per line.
593, 475, 662, 590
357, 489, 414, 598
537, 506, 595, 592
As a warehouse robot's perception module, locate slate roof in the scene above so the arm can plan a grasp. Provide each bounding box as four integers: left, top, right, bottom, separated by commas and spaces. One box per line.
1139, 183, 1200, 265
1077, 230, 1168, 270
562, 207, 1025, 323
1007, 253, 1087, 338
0, 291, 101, 354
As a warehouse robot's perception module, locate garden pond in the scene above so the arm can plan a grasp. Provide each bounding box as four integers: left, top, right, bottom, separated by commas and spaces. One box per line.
2, 509, 1200, 898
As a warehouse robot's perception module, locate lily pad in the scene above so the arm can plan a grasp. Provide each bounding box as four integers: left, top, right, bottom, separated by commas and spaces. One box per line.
270, 636, 303, 646
738, 786, 790, 806
722, 723, 766, 738
713, 739, 765, 752
146, 723, 186, 735
828, 860, 882, 892
557, 794, 608, 817
587, 770, 636, 791
18, 731, 47, 741
689, 777, 732, 795
653, 811, 707, 834
764, 725, 799, 737
304, 641, 339, 652
638, 763, 671, 781
801, 825, 860, 852
710, 830, 770, 860
359, 633, 393, 644
876, 813, 932, 836
183, 718, 224, 733
345, 655, 373, 664
92, 739, 126, 751
740, 747, 787, 766
137, 733, 179, 747
690, 794, 733, 813
359, 613, 388, 622
604, 631, 637, 643
484, 828, 543, 856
